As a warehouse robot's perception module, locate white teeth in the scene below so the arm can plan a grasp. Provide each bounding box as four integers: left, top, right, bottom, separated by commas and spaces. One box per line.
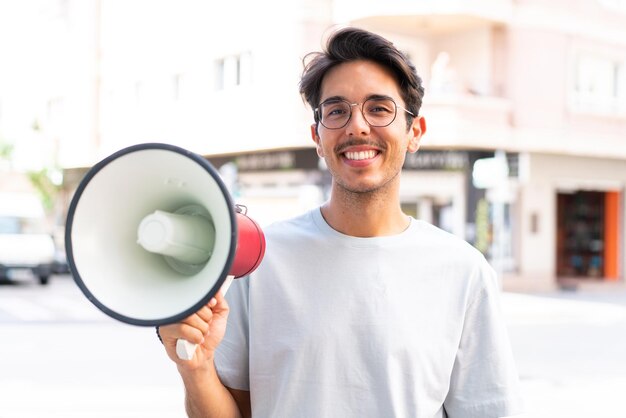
345, 150, 377, 160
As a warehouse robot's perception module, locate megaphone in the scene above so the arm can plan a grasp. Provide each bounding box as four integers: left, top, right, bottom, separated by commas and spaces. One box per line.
65, 143, 265, 359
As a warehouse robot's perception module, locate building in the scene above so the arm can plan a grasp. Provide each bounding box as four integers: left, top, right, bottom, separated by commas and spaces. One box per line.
2, 0, 624, 290
327, 1, 626, 290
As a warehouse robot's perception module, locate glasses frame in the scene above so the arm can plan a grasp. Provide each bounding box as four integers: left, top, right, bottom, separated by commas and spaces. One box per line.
314, 96, 415, 130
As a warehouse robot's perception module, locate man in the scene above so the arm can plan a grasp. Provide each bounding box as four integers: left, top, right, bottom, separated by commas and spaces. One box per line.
158, 27, 524, 418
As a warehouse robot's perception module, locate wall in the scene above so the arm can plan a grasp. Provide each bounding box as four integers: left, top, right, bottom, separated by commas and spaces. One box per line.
518, 152, 626, 284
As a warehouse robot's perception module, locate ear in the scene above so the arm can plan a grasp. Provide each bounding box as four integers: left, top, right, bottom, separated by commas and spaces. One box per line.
310, 123, 324, 158
407, 116, 426, 154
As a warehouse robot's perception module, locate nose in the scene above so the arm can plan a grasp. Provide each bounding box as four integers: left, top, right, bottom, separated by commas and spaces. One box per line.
345, 104, 371, 136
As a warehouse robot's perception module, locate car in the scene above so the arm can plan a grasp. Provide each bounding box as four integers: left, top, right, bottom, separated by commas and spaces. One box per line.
0, 193, 56, 285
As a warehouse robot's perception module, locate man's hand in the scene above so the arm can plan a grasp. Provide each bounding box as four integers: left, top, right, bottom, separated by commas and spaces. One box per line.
158, 291, 230, 369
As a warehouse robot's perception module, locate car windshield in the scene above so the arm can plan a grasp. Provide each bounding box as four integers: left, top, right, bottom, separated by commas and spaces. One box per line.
0, 216, 47, 234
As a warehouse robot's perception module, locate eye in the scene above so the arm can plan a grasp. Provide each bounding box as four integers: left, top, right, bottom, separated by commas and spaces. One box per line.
322, 101, 349, 119
365, 99, 394, 114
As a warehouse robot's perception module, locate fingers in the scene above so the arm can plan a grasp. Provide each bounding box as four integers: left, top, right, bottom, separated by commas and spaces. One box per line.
180, 308, 213, 342
160, 296, 229, 344
211, 292, 230, 316
159, 321, 203, 346
158, 294, 231, 366
194, 303, 214, 324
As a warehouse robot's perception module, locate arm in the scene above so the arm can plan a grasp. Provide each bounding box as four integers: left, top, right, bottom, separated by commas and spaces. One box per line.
179, 360, 251, 418
444, 262, 524, 418
159, 292, 251, 418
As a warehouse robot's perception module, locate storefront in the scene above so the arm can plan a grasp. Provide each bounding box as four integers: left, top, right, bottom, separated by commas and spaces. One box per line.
517, 153, 625, 288
207, 148, 325, 227
208, 148, 520, 273
556, 190, 621, 280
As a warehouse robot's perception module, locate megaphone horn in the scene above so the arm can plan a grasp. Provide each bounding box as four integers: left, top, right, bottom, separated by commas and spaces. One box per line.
65, 143, 265, 339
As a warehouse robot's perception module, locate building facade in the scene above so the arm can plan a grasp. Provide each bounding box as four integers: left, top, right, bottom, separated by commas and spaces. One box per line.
3, 0, 625, 290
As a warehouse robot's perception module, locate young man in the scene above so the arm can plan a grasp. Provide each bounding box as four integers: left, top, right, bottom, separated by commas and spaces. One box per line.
158, 27, 524, 418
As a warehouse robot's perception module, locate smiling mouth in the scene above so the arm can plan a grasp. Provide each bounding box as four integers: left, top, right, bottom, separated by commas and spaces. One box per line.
344, 150, 378, 161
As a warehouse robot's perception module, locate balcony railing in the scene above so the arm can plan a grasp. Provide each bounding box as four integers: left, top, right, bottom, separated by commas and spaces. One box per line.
333, 0, 512, 33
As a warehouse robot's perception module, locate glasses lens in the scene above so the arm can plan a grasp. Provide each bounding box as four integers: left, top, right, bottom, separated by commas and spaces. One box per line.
362, 98, 397, 127
319, 100, 351, 129
317, 98, 399, 129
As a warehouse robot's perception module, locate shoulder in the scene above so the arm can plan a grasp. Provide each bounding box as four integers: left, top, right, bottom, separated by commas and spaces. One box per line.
262, 208, 323, 242
408, 220, 498, 295
410, 219, 486, 263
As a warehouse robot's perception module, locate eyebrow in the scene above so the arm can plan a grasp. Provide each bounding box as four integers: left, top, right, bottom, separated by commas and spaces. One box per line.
319, 94, 395, 105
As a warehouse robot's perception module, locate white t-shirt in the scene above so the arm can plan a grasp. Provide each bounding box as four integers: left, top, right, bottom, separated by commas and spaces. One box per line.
216, 208, 523, 418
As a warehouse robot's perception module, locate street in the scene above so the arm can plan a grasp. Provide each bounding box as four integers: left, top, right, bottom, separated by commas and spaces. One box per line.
0, 275, 186, 418
1, 275, 626, 417
503, 288, 626, 418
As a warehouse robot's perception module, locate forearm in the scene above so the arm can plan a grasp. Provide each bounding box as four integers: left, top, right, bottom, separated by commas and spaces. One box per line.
179, 358, 243, 418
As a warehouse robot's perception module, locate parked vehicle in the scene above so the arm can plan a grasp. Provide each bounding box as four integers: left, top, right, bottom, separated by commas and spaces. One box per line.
0, 193, 56, 285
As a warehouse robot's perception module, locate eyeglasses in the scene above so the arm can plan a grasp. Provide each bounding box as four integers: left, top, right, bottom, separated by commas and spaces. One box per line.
315, 97, 415, 130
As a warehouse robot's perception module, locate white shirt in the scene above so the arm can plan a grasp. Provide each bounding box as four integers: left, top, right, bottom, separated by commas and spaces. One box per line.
216, 208, 523, 418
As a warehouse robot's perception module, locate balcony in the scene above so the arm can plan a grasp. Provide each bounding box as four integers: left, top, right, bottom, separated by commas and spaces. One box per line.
333, 0, 512, 36
421, 94, 513, 150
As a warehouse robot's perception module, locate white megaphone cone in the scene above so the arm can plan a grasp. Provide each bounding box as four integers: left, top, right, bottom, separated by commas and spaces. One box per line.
65, 143, 265, 360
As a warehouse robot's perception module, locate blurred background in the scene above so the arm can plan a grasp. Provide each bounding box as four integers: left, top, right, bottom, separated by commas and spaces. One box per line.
0, 0, 625, 417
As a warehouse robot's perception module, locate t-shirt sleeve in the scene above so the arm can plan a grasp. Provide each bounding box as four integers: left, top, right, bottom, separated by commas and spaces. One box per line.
443, 260, 525, 418
214, 275, 251, 391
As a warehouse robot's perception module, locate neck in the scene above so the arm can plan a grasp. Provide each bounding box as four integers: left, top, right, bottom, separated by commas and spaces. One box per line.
321, 183, 409, 238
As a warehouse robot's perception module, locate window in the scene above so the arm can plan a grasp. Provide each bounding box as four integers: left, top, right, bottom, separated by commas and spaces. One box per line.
598, 0, 626, 12
570, 52, 626, 116
134, 81, 144, 105
215, 51, 252, 91
172, 74, 181, 101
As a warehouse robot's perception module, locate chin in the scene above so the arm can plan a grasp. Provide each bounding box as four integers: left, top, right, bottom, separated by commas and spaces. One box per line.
337, 180, 386, 195
335, 172, 399, 195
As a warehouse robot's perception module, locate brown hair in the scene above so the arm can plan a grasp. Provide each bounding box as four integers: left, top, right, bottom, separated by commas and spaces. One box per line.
299, 27, 425, 130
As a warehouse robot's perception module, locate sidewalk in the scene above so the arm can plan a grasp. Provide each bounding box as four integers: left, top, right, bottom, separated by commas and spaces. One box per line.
500, 279, 626, 418
502, 273, 626, 294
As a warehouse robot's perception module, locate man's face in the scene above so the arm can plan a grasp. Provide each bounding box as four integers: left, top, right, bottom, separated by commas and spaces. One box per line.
311, 60, 425, 195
